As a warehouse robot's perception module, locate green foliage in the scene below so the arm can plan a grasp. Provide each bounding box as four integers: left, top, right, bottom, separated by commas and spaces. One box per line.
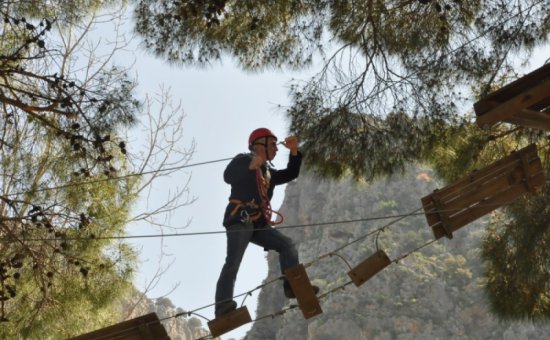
134, 0, 326, 69
441, 254, 473, 285
481, 157, 550, 321
5, 0, 126, 24
289, 104, 440, 179
134, 1, 550, 181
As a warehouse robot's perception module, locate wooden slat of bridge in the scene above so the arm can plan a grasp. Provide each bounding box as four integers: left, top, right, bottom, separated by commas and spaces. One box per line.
70, 313, 170, 340
422, 144, 545, 240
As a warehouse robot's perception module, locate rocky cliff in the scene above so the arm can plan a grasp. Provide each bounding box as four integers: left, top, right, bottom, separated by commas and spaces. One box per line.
245, 167, 550, 340
118, 288, 212, 340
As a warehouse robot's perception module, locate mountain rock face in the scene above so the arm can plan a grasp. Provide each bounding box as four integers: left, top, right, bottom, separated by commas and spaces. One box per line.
245, 167, 550, 340
119, 289, 212, 340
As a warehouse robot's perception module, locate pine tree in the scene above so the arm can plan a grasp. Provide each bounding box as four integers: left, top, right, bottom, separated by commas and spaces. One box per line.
1, 2, 192, 337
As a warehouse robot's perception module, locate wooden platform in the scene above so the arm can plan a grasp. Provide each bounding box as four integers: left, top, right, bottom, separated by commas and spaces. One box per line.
422, 144, 545, 240
207, 306, 251, 338
348, 250, 391, 287
474, 63, 550, 130
70, 313, 170, 340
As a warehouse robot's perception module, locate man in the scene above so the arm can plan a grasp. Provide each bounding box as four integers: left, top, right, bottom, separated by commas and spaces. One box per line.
214, 128, 318, 317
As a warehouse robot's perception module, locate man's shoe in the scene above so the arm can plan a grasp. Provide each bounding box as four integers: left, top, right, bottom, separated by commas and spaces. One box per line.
283, 282, 295, 299
312, 285, 320, 295
215, 300, 237, 318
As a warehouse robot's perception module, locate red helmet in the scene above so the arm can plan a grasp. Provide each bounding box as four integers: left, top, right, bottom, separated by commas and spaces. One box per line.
248, 128, 277, 146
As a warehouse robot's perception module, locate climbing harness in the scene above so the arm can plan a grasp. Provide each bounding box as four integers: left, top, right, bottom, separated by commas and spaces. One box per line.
228, 199, 262, 224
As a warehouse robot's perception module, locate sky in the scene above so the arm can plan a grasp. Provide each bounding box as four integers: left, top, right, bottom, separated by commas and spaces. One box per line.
90, 6, 550, 340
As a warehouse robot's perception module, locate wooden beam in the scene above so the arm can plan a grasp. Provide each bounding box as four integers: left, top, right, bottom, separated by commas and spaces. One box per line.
440, 159, 542, 214
421, 144, 539, 209
505, 109, 550, 131
476, 78, 550, 128
474, 63, 550, 115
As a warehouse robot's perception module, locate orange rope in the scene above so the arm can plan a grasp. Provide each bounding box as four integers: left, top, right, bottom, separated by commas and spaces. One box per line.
256, 168, 284, 225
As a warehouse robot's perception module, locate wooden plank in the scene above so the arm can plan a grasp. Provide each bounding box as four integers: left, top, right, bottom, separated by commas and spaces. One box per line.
448, 182, 527, 229
285, 264, 323, 319
474, 63, 550, 115
421, 145, 538, 211
477, 79, 550, 128
431, 192, 454, 238
421, 158, 516, 213
207, 307, 251, 338
70, 313, 170, 340
348, 250, 391, 287
506, 109, 550, 131
423, 144, 544, 240
422, 148, 529, 203
442, 159, 542, 213
431, 172, 545, 239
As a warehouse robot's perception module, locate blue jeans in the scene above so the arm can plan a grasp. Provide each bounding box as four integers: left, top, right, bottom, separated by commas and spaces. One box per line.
215, 222, 299, 310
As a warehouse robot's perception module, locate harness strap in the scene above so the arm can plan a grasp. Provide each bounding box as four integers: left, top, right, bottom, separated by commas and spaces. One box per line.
229, 199, 262, 222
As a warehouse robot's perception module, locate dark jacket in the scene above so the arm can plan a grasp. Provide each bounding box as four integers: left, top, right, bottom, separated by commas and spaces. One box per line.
222, 152, 302, 227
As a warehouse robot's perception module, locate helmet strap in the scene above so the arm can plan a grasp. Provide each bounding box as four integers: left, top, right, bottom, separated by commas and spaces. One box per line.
264, 136, 270, 160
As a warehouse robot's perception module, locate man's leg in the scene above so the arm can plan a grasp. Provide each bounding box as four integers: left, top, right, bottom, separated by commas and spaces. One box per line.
251, 226, 302, 298
215, 222, 253, 316
251, 226, 299, 273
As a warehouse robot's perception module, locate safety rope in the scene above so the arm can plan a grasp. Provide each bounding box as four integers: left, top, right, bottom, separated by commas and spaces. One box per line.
255, 167, 284, 225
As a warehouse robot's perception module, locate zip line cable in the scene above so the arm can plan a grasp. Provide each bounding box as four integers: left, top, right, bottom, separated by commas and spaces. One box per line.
0, 210, 427, 242
0, 199, 526, 243
3, 145, 543, 244
5, 156, 235, 198
302, 207, 424, 268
